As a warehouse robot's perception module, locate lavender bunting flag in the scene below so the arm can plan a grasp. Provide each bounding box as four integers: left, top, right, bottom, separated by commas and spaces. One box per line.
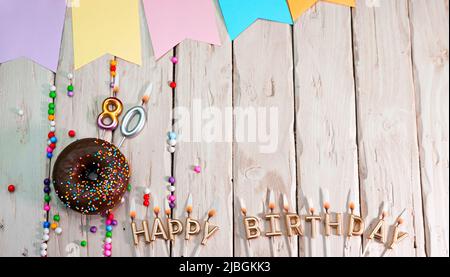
0, 0, 67, 72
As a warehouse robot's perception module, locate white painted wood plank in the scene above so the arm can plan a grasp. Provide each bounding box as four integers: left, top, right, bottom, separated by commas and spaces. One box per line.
233, 21, 297, 257
0, 59, 54, 257
172, 5, 233, 257
409, 0, 449, 257
352, 0, 426, 257
293, 3, 361, 257
51, 6, 113, 257
111, 2, 174, 257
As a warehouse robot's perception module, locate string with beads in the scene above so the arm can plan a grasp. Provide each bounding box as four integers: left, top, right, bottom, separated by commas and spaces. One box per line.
41, 84, 62, 257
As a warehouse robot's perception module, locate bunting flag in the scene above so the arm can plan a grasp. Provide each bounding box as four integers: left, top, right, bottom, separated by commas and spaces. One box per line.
218, 0, 293, 40
72, 0, 141, 69
287, 0, 356, 21
143, 0, 221, 59
0, 0, 66, 72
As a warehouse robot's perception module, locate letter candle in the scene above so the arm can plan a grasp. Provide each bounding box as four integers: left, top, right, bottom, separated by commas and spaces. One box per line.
383, 208, 408, 257
239, 197, 253, 257
267, 190, 277, 257
282, 193, 294, 257
362, 201, 389, 256
321, 188, 331, 257
184, 194, 193, 257
193, 207, 219, 257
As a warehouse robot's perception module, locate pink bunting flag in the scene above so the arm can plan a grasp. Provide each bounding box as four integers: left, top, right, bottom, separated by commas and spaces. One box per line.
0, 0, 66, 72
143, 0, 221, 59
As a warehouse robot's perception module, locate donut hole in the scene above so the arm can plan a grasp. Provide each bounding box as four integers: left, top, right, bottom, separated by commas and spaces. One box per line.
83, 163, 100, 183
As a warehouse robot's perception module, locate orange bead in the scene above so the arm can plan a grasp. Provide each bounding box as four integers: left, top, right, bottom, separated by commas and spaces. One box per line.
50, 223, 58, 230
111, 71, 116, 77
48, 115, 55, 121
110, 60, 117, 66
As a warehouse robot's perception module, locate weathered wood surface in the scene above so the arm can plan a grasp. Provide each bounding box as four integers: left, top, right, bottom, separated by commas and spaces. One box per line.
352, 0, 425, 257
293, 3, 360, 257
0, 0, 448, 257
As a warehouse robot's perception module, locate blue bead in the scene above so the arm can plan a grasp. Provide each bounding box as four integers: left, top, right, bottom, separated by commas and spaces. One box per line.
106, 225, 112, 232
44, 178, 50, 185
47, 153, 53, 159
168, 132, 177, 140
43, 221, 50, 228
50, 137, 57, 143
44, 187, 51, 193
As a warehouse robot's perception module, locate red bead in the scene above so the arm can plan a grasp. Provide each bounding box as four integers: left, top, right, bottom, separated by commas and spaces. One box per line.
143, 194, 150, 200
143, 200, 150, 207
68, 130, 76, 137
50, 143, 56, 149
110, 65, 116, 72
48, 132, 55, 139
169, 82, 176, 89
7, 184, 15, 192
108, 213, 114, 220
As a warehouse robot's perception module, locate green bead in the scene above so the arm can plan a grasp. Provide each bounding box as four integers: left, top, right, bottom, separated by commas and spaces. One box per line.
44, 195, 51, 202
48, 103, 55, 109
106, 231, 112, 238
53, 214, 60, 222
127, 184, 132, 192
67, 85, 74, 92
49, 91, 56, 98
48, 109, 55, 115
80, 240, 87, 247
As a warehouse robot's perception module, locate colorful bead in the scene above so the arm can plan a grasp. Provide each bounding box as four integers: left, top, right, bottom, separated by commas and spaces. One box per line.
67, 85, 74, 92
194, 165, 201, 173
108, 213, 114, 220
169, 202, 176, 209
42, 234, 50, 241
43, 221, 50, 228
49, 91, 56, 99
68, 130, 76, 137
104, 243, 112, 250
50, 223, 58, 230
90, 226, 97, 233
105, 219, 112, 226
168, 195, 176, 202
105, 231, 112, 238
44, 195, 51, 202
43, 228, 50, 234
168, 185, 175, 192
110, 60, 117, 66
168, 177, 175, 184
104, 250, 112, 257
44, 205, 50, 212
168, 132, 177, 140
171, 56, 178, 64
167, 146, 176, 153
50, 137, 57, 143
49, 103, 55, 109
43, 186, 51, 193
168, 139, 177, 146
127, 184, 132, 191
53, 214, 60, 222
68, 91, 74, 97
80, 240, 87, 247
47, 153, 53, 159
55, 227, 62, 235
169, 81, 177, 89
106, 225, 113, 232
7, 184, 15, 192
105, 238, 112, 244
143, 200, 150, 207
111, 220, 118, 226
44, 179, 50, 185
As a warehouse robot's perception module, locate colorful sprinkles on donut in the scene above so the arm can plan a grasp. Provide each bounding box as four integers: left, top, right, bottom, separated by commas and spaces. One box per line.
52, 138, 130, 215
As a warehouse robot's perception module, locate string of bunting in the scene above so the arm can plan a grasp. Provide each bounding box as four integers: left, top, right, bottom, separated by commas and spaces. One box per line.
0, 0, 356, 72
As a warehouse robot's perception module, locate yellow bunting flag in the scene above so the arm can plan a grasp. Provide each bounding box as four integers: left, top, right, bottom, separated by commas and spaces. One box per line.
287, 0, 355, 21
71, 0, 141, 69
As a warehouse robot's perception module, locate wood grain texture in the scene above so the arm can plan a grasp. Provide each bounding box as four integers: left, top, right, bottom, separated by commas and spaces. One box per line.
172, 5, 233, 257
233, 21, 297, 257
352, 0, 425, 257
0, 0, 448, 257
293, 3, 360, 257
0, 60, 54, 257
409, 0, 449, 257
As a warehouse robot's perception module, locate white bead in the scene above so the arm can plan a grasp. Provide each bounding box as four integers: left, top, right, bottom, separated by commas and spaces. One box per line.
121, 198, 125, 203
105, 238, 112, 244
168, 185, 175, 192
67, 73, 73, 79
48, 140, 52, 145
17, 109, 24, 116
43, 228, 50, 234
144, 188, 151, 195
168, 139, 177, 146
55, 227, 62, 235
167, 146, 176, 153
40, 250, 47, 257
40, 243, 48, 250
42, 234, 50, 241
50, 121, 56, 126
50, 127, 56, 132
50, 85, 56, 91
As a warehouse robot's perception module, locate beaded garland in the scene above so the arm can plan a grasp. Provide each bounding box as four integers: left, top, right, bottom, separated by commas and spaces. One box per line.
41, 84, 61, 257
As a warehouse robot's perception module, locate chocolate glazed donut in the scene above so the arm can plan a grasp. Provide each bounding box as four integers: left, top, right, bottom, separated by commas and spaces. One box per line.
52, 138, 130, 215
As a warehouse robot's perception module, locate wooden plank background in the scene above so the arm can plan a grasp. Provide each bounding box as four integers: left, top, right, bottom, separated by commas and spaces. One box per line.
0, 0, 448, 257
